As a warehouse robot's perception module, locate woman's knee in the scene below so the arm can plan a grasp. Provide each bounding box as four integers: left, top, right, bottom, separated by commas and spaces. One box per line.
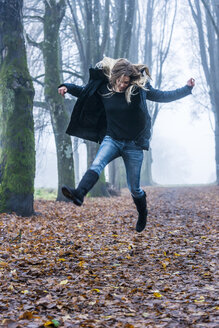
130, 186, 144, 198
89, 163, 104, 176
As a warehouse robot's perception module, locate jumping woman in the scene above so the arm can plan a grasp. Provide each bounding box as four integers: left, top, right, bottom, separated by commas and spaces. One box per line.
58, 57, 195, 233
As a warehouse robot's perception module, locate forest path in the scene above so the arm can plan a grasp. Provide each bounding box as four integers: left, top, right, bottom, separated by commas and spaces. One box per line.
0, 186, 218, 327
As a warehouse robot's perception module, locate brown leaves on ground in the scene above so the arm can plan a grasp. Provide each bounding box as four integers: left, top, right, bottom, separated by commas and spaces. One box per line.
0, 185, 218, 328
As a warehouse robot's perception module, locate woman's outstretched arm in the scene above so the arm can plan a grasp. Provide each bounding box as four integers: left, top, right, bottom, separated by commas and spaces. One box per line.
146, 78, 195, 103
58, 83, 84, 98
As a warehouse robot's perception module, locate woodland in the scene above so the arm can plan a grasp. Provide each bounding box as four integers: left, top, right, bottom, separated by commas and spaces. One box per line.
0, 0, 218, 327
0, 0, 218, 214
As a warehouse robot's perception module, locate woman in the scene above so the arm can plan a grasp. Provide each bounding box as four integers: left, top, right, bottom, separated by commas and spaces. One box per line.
58, 57, 195, 233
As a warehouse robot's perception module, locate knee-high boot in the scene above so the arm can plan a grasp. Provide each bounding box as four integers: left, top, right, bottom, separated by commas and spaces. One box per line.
62, 169, 99, 206
132, 191, 148, 232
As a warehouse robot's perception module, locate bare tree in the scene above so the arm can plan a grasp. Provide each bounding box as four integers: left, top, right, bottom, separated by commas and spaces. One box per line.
188, 0, 219, 184
107, 0, 137, 190
25, 0, 75, 200
140, 0, 177, 185
64, 0, 136, 196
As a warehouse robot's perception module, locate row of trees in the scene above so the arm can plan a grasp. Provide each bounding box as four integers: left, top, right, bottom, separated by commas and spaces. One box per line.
0, 0, 218, 216
26, 0, 179, 193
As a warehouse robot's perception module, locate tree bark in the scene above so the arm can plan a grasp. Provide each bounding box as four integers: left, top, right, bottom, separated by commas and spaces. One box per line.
0, 0, 35, 216
43, 0, 75, 200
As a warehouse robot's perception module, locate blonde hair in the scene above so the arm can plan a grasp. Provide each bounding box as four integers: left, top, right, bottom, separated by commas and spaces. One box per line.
96, 57, 151, 103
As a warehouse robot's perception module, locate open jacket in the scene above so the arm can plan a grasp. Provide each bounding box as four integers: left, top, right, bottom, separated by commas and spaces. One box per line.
59, 67, 193, 150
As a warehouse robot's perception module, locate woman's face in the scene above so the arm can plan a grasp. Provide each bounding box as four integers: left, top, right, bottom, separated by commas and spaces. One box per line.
115, 75, 130, 92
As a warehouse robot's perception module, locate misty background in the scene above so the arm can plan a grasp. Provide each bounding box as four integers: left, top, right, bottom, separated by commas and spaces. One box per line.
31, 0, 216, 188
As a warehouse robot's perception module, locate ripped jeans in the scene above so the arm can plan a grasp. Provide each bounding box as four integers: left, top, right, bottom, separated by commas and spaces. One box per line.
89, 135, 144, 198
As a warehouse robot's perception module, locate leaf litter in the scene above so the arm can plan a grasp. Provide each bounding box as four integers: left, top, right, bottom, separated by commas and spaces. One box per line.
0, 185, 218, 327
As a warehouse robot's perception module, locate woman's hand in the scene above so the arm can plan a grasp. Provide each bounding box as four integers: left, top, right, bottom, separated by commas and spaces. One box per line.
58, 86, 67, 97
187, 78, 195, 87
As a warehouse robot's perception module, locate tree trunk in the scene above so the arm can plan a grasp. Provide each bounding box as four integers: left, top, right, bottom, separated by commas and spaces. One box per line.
0, 0, 35, 216
66, 0, 136, 195
141, 0, 154, 186
141, 0, 177, 186
215, 118, 219, 182
108, 158, 127, 190
67, 0, 110, 196
108, 161, 117, 187
141, 150, 153, 186
43, 0, 75, 200
73, 138, 80, 187
86, 141, 109, 197
129, 2, 140, 63
188, 0, 219, 183
207, 1, 219, 183
108, 0, 136, 189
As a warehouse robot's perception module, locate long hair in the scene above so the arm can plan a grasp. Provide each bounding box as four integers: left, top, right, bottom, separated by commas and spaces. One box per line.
95, 57, 151, 103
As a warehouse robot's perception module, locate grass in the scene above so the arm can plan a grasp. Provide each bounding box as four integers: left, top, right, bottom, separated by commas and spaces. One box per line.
34, 188, 57, 200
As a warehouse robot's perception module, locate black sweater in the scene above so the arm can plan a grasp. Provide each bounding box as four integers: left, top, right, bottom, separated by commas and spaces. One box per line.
98, 84, 145, 140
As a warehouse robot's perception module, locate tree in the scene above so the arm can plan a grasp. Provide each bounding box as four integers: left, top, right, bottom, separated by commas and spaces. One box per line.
63, 0, 110, 196
0, 0, 35, 216
105, 0, 177, 188
188, 0, 219, 184
140, 0, 177, 185
107, 0, 137, 190
26, 0, 75, 200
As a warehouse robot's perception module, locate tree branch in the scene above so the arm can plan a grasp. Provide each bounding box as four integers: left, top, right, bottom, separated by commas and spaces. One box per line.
100, 0, 110, 55
162, 0, 177, 64
31, 77, 44, 87
188, 0, 198, 23
200, 0, 219, 37
24, 6, 44, 15
26, 33, 43, 50
34, 73, 45, 79
61, 70, 83, 79
44, 0, 52, 8
66, 0, 86, 66
57, 0, 66, 25
23, 15, 44, 22
188, 0, 211, 83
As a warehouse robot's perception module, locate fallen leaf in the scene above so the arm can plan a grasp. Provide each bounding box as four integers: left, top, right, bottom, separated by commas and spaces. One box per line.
153, 291, 163, 298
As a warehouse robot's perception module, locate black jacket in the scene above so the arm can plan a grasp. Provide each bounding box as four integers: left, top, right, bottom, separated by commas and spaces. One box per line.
59, 67, 193, 150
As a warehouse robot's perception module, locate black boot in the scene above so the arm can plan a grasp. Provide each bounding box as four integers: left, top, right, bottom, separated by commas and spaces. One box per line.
62, 169, 99, 206
132, 191, 148, 232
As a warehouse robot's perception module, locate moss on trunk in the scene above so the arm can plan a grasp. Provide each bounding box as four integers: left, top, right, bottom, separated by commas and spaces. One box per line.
0, 0, 35, 216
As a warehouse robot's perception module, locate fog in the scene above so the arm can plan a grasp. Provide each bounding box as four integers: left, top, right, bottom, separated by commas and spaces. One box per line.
35, 59, 216, 188
152, 107, 216, 185
33, 0, 217, 189
35, 106, 216, 188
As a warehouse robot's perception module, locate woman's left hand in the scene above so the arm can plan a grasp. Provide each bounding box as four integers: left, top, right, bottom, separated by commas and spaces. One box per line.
187, 78, 195, 87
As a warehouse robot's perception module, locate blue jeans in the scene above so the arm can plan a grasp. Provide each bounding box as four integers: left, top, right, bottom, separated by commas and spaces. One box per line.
89, 135, 144, 198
